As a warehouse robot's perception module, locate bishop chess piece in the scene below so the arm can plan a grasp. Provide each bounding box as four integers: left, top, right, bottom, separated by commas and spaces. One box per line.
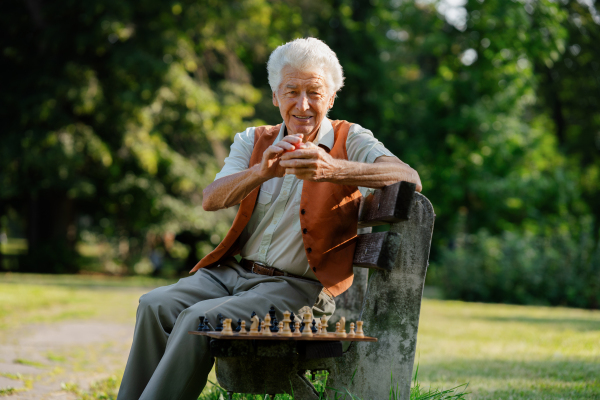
320, 316, 328, 336
215, 313, 224, 332
262, 315, 272, 336
234, 318, 242, 333
289, 312, 296, 333
348, 322, 356, 337
281, 311, 292, 337
336, 317, 347, 338
302, 312, 313, 337
355, 321, 364, 338
197, 316, 205, 331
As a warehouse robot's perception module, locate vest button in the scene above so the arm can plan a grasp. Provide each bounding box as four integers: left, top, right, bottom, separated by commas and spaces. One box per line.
303, 228, 307, 234
301, 209, 305, 215
307, 248, 312, 253
312, 267, 316, 272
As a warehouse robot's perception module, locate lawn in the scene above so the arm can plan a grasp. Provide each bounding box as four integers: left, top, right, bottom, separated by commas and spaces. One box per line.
0, 273, 598, 399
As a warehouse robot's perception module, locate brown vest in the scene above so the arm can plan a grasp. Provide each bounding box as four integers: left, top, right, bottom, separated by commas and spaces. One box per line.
191, 120, 361, 297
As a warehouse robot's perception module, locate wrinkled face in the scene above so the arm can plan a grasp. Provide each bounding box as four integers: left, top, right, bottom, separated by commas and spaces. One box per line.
273, 65, 336, 138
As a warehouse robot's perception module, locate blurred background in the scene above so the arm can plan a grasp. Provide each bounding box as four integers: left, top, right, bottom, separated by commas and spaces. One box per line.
2, 0, 599, 309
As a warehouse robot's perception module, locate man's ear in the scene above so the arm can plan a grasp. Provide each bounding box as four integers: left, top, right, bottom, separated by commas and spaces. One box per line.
272, 92, 279, 107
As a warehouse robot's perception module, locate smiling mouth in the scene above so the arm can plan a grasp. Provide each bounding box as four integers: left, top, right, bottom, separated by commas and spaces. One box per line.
293, 115, 312, 120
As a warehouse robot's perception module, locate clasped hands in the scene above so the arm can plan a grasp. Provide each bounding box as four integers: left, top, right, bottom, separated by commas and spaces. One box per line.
259, 134, 339, 182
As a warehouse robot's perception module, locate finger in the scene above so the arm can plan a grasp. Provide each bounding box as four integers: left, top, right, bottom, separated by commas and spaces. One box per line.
279, 159, 317, 168
280, 148, 320, 160
264, 145, 284, 159
274, 141, 295, 151
280, 135, 303, 145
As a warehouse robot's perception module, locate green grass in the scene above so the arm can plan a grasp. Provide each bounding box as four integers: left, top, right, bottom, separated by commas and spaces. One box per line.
1, 273, 599, 399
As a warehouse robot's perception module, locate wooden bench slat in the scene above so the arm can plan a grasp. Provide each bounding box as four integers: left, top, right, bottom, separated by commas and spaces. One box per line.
353, 231, 401, 271
358, 181, 416, 228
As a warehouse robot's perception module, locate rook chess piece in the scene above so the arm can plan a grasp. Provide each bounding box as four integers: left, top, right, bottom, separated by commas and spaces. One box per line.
355, 321, 364, 338
348, 322, 356, 337
234, 318, 242, 333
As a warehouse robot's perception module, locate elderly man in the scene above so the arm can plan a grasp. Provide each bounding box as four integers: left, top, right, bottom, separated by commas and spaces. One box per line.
117, 38, 421, 400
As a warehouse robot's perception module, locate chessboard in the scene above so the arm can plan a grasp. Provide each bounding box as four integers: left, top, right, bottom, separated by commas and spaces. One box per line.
187, 307, 377, 342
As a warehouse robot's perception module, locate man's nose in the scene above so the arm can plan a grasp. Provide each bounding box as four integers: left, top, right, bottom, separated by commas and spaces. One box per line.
295, 93, 310, 112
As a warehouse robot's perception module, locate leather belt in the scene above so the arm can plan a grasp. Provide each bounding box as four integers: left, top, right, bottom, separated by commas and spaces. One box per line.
240, 259, 305, 280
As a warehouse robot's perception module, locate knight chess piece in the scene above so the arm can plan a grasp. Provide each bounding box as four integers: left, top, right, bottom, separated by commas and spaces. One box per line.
355, 320, 364, 338
234, 318, 242, 333
222, 318, 233, 335
249, 315, 260, 335
336, 317, 347, 337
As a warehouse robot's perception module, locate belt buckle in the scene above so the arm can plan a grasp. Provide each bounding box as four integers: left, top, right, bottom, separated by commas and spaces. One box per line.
251, 261, 266, 274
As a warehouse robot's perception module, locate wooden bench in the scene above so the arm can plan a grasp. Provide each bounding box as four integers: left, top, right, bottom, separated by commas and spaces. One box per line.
207, 182, 435, 399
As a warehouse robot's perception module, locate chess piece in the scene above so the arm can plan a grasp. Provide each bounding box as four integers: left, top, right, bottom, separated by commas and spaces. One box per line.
234, 318, 242, 333
215, 313, 224, 332
251, 311, 257, 319
293, 321, 301, 336
271, 316, 279, 332
281, 311, 292, 337
317, 321, 323, 336
222, 318, 233, 335
278, 321, 283, 333
302, 312, 313, 337
289, 312, 296, 333
249, 315, 260, 335
311, 320, 318, 334
197, 316, 205, 331
348, 322, 356, 337
355, 321, 364, 338
202, 318, 211, 332
320, 316, 328, 336
269, 306, 276, 321
336, 317, 347, 338
262, 315, 272, 336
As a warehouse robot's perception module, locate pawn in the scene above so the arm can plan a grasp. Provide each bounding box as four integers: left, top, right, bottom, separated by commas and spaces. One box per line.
271, 316, 279, 332
278, 321, 283, 334
348, 322, 356, 338
289, 312, 296, 333
202, 318, 211, 332
260, 320, 266, 334
293, 321, 301, 336
234, 318, 242, 333
317, 321, 323, 336
302, 312, 313, 337
239, 320, 247, 334
320, 316, 328, 336
355, 321, 364, 338
197, 316, 205, 331
269, 306, 276, 321
311, 319, 318, 334
222, 318, 233, 335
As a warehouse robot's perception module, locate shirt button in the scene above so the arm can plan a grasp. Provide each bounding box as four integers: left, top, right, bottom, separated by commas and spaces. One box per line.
303, 228, 307, 234
301, 209, 305, 215
312, 267, 317, 272
307, 248, 312, 253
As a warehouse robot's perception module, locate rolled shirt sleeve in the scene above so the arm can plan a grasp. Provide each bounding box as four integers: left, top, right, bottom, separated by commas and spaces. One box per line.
346, 124, 396, 197
214, 127, 256, 181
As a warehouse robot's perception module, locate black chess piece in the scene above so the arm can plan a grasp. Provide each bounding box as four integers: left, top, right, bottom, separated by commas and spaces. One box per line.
258, 318, 262, 332
271, 316, 279, 332
202, 318, 211, 331
234, 318, 242, 333
311, 319, 318, 334
290, 312, 296, 333
215, 313, 224, 332
251, 311, 256, 319
299, 321, 305, 333
197, 316, 205, 331
269, 306, 276, 321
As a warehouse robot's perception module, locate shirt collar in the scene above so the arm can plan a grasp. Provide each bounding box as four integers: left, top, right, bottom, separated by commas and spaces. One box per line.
278, 118, 335, 152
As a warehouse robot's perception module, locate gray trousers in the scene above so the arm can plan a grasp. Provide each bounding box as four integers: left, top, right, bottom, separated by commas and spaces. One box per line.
117, 258, 335, 400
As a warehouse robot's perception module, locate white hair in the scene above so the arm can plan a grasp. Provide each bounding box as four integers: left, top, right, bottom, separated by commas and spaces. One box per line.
267, 38, 344, 95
